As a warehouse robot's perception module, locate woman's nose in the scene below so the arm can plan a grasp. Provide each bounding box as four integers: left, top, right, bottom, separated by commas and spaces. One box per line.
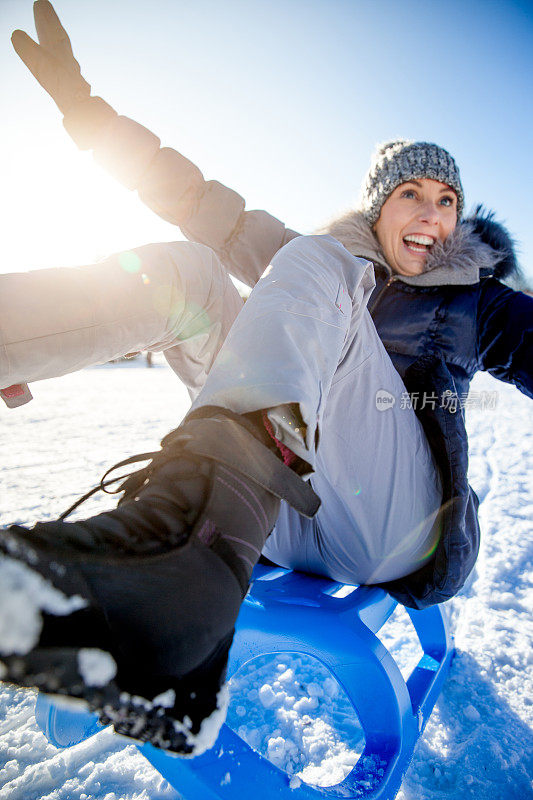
418, 201, 441, 225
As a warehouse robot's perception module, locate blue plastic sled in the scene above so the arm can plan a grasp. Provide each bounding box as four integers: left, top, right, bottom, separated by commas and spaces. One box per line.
35, 564, 454, 799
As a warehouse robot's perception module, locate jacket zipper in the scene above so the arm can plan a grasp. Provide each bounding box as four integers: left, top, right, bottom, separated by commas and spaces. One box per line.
369, 275, 399, 314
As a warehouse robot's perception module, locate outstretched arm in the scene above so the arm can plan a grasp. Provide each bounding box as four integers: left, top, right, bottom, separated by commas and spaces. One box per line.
477, 278, 533, 399
12, 1, 298, 287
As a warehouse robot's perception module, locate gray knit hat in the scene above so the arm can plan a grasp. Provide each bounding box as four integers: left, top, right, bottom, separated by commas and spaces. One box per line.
360, 140, 464, 226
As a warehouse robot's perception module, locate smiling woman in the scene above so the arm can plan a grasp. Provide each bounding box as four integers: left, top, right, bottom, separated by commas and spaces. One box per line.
0, 0, 532, 770
360, 139, 464, 279
374, 179, 458, 276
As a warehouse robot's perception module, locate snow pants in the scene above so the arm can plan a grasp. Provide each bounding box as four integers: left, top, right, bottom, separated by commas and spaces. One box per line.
0, 236, 442, 585
0, 242, 243, 400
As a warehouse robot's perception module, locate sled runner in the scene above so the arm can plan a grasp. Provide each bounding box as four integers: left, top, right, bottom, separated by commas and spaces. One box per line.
35, 563, 454, 799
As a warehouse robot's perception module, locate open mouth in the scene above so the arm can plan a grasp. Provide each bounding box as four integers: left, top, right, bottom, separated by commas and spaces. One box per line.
403, 234, 436, 255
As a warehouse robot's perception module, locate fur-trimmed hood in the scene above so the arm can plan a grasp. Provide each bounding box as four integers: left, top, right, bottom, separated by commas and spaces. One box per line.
318, 207, 520, 288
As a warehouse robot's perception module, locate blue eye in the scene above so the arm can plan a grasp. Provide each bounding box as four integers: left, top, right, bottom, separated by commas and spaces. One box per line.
401, 189, 416, 199
439, 196, 454, 207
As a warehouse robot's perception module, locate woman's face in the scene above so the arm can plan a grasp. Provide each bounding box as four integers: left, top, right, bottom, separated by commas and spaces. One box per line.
373, 178, 458, 276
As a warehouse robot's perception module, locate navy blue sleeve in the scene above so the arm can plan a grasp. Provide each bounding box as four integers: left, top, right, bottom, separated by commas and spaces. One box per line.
477, 278, 533, 399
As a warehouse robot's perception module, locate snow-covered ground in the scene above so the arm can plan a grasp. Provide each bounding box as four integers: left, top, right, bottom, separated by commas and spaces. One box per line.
0, 363, 531, 799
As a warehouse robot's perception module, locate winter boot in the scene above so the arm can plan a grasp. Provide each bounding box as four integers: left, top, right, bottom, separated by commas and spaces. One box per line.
0, 409, 319, 755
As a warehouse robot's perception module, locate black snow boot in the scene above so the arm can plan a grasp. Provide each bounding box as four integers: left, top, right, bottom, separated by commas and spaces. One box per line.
0, 409, 319, 755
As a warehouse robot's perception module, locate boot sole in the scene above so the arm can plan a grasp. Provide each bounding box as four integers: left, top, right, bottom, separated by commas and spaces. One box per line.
1, 644, 225, 754
0, 539, 228, 756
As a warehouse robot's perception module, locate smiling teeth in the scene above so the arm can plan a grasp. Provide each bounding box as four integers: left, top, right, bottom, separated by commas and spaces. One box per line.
404, 235, 435, 245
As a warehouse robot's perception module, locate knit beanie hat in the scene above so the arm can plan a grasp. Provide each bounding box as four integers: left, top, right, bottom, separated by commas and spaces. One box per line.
360, 140, 464, 226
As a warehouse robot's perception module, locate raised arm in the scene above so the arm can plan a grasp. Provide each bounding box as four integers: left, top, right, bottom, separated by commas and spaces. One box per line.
12, 1, 298, 287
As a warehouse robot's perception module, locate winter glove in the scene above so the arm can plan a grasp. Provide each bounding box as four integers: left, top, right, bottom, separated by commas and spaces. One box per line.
11, 2, 215, 225
12, 0, 90, 114
12, 1, 116, 149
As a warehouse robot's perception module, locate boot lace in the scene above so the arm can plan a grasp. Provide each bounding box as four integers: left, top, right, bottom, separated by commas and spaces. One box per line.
59, 428, 195, 522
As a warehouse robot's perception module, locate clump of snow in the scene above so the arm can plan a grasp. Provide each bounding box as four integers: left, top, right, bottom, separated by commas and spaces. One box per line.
0, 556, 87, 656
464, 704, 481, 722
258, 683, 277, 708
78, 649, 117, 687
152, 689, 176, 709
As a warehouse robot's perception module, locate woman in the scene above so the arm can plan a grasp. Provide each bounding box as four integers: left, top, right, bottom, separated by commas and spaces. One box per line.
1, 1, 531, 757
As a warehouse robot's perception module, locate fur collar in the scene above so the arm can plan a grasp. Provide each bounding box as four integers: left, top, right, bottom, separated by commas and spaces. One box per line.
318, 209, 511, 287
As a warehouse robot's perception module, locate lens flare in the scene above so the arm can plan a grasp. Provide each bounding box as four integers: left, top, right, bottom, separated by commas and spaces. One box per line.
151, 287, 212, 342
407, 504, 446, 567
119, 251, 142, 273
175, 303, 211, 341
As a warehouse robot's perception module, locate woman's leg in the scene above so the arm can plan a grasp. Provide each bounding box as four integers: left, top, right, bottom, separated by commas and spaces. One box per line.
193, 234, 442, 584
264, 312, 442, 585
0, 242, 243, 394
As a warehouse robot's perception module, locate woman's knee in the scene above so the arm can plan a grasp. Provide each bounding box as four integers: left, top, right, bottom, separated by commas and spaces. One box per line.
271, 234, 375, 302
128, 241, 223, 287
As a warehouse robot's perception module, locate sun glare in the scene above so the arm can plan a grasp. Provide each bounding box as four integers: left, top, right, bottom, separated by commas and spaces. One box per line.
2, 131, 181, 276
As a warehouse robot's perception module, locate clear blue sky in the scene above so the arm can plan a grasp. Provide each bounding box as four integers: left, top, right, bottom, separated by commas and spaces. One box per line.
1, 0, 532, 285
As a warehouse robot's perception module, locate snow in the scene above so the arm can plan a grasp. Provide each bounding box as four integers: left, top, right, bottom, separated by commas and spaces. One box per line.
151, 691, 176, 710
0, 362, 531, 799
0, 557, 87, 656
77, 651, 117, 689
